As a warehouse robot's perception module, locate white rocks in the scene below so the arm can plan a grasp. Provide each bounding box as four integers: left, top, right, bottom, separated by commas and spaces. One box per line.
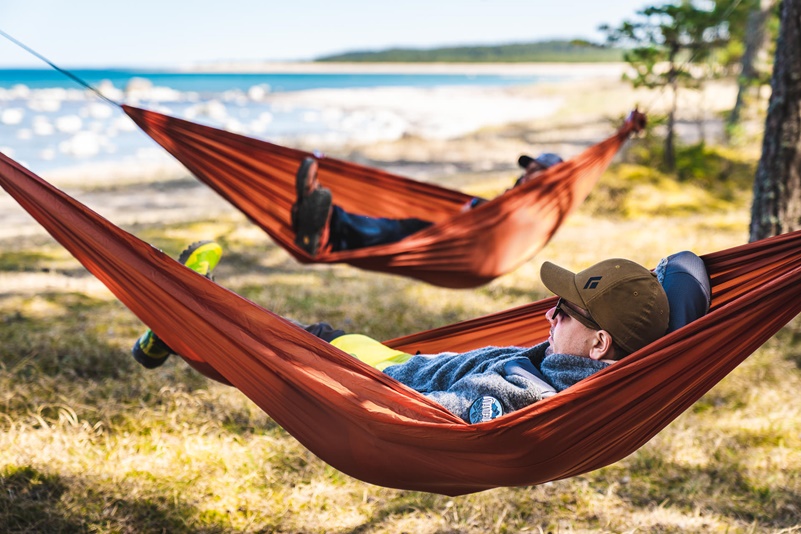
55, 114, 83, 134
1, 108, 25, 125
59, 131, 102, 157
247, 84, 270, 101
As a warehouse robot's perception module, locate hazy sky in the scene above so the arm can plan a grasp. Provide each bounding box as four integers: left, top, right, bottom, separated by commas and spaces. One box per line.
1, 0, 651, 68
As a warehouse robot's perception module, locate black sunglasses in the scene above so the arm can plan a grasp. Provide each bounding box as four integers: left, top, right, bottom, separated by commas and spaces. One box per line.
553, 297, 602, 331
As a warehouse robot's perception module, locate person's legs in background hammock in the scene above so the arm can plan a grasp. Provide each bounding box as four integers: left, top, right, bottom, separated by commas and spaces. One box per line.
292, 153, 564, 256
292, 157, 431, 257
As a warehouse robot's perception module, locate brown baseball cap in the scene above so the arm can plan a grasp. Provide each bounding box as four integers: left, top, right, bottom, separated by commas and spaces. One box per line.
541, 258, 669, 354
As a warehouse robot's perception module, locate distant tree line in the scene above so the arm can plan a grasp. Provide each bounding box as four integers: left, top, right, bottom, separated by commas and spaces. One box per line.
315, 40, 625, 63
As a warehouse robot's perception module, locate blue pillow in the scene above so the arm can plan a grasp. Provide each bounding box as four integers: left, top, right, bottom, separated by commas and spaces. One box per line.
655, 251, 711, 333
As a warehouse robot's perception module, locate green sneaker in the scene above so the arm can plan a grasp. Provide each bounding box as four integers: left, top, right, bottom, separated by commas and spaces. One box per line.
131, 241, 223, 368
177, 240, 223, 279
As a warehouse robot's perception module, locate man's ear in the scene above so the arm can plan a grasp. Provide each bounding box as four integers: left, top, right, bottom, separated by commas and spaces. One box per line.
588, 330, 615, 361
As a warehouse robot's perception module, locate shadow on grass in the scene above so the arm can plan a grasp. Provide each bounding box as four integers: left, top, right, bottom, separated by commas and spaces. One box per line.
611, 452, 801, 529
0, 466, 77, 533
347, 492, 443, 534
0, 465, 230, 534
775, 318, 801, 370
0, 293, 138, 382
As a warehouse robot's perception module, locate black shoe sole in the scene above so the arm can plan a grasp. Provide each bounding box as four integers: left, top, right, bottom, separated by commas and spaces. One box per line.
178, 240, 214, 265
177, 239, 219, 280
294, 188, 332, 256
296, 157, 317, 200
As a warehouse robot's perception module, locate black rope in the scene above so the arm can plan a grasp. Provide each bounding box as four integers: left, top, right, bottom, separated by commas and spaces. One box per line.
0, 27, 121, 108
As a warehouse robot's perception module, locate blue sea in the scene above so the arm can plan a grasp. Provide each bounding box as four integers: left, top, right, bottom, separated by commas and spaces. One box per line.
0, 67, 576, 173
0, 68, 551, 92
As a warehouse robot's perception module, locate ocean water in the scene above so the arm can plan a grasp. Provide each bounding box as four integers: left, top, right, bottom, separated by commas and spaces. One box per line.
0, 68, 549, 92
0, 68, 573, 173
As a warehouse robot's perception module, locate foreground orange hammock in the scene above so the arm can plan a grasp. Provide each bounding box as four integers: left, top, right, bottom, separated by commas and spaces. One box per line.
3, 151, 801, 496
122, 105, 639, 288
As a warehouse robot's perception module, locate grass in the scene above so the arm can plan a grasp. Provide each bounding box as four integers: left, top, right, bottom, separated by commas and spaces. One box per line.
2, 139, 801, 533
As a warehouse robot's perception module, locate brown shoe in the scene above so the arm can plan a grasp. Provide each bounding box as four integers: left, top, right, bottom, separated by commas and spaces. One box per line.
292, 157, 332, 256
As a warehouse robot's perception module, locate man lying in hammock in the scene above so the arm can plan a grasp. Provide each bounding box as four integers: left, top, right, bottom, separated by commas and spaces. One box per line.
131, 242, 710, 423
292, 152, 563, 256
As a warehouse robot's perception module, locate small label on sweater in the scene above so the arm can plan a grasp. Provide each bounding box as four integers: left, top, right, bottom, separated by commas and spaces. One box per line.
468, 396, 503, 423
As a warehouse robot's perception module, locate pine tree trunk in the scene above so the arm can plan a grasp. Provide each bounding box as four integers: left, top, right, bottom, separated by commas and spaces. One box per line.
749, 0, 801, 241
664, 54, 679, 171
728, 0, 775, 134
665, 78, 678, 171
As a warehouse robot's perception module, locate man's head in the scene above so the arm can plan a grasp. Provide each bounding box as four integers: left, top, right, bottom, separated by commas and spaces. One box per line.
518, 153, 563, 173
541, 258, 669, 360
515, 153, 563, 188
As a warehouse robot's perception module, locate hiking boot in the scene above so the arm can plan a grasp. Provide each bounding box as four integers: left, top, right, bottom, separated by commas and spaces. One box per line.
131, 240, 223, 368
291, 157, 332, 256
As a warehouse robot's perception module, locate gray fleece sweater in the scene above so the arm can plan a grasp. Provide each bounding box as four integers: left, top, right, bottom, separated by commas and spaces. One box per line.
383, 342, 609, 423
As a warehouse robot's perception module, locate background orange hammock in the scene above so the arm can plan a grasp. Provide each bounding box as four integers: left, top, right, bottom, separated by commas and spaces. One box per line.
3, 151, 801, 496
123, 105, 638, 288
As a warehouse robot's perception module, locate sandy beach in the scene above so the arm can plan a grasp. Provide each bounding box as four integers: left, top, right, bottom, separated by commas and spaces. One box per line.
1, 64, 740, 244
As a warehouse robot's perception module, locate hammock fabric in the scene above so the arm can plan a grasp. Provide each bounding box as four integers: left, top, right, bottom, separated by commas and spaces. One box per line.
3, 152, 801, 496
123, 105, 639, 288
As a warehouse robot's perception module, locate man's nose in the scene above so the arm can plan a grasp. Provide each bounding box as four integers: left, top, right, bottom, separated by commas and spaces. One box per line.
546, 306, 557, 324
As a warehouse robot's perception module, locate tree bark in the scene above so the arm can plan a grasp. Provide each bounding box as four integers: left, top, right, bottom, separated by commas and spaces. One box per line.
665, 82, 677, 171
749, 0, 801, 241
728, 0, 775, 132
665, 61, 679, 171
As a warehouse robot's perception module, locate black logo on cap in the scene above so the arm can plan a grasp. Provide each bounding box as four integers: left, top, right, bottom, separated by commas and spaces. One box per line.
583, 276, 602, 289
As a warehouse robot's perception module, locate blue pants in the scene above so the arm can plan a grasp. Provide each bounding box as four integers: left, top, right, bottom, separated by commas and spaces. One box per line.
328, 205, 432, 251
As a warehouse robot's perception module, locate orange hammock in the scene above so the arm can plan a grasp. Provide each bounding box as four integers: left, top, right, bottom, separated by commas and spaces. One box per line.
123, 105, 639, 288
3, 151, 801, 496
